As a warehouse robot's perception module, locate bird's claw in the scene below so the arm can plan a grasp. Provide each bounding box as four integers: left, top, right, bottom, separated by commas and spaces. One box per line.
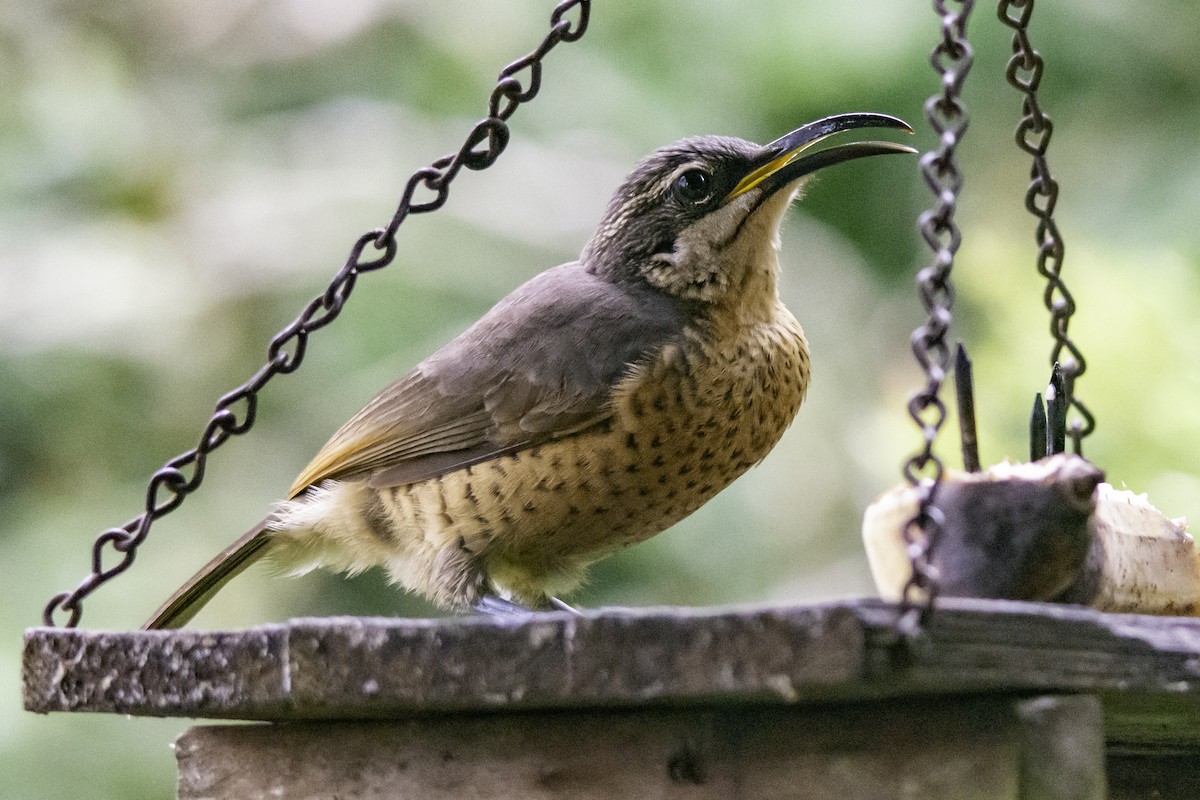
472, 594, 581, 616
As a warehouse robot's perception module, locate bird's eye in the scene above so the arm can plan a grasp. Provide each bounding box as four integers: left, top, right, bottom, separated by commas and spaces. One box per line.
673, 168, 712, 203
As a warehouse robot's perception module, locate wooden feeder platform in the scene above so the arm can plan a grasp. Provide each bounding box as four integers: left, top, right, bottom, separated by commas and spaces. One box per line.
22, 598, 1200, 799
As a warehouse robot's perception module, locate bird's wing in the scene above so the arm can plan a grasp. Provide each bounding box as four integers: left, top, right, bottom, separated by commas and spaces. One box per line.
288, 262, 687, 496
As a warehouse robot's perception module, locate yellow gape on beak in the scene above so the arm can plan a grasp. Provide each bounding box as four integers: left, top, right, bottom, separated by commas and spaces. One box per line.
724, 112, 915, 204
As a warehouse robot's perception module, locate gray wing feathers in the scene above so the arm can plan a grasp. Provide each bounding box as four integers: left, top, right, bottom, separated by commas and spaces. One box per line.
291, 262, 686, 493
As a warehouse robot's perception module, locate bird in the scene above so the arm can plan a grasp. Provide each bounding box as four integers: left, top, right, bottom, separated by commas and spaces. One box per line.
144, 113, 915, 629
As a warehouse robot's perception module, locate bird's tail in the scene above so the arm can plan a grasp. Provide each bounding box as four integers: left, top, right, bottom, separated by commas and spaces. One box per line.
142, 517, 274, 630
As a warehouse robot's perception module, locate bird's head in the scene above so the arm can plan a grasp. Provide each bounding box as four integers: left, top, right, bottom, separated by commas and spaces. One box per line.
583, 113, 915, 306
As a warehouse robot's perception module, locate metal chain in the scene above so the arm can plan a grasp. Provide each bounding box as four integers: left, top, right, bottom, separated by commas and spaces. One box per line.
899, 0, 976, 634
997, 0, 1094, 454
42, 0, 591, 628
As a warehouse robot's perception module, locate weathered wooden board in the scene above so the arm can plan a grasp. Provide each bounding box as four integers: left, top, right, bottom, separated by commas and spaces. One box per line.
22, 599, 1200, 748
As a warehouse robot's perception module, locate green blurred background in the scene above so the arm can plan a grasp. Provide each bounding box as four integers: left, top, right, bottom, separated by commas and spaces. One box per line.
3, 1, 1198, 795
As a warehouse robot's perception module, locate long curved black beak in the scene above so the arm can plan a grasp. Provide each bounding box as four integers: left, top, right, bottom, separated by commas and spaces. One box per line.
724, 113, 916, 203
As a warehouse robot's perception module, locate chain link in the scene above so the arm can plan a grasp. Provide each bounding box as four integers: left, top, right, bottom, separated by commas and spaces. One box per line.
997, 0, 1094, 453
42, 0, 591, 628
899, 0, 976, 634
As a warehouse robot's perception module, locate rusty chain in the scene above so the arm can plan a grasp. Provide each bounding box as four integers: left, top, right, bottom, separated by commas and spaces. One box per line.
998, 0, 1095, 454
899, 0, 976, 635
42, 0, 591, 628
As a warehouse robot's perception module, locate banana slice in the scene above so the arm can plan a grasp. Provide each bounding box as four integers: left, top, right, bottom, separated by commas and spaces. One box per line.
1066, 485, 1199, 614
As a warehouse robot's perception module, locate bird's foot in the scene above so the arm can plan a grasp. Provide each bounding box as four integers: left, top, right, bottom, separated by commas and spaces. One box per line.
472, 594, 535, 616
471, 593, 582, 616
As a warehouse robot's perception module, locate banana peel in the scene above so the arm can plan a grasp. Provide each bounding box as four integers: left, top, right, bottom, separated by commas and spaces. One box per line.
862, 454, 1198, 615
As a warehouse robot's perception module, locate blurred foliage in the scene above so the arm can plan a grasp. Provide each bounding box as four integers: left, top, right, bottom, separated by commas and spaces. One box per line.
2, 1, 1199, 796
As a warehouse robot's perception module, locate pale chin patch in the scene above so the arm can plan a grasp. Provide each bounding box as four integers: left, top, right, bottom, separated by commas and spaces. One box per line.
763, 178, 808, 239
642, 179, 805, 303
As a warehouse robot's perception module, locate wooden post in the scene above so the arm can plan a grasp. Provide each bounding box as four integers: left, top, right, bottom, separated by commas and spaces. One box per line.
175, 696, 1101, 800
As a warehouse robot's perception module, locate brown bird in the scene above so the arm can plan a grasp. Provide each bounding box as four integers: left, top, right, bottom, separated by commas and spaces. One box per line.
144, 113, 914, 629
